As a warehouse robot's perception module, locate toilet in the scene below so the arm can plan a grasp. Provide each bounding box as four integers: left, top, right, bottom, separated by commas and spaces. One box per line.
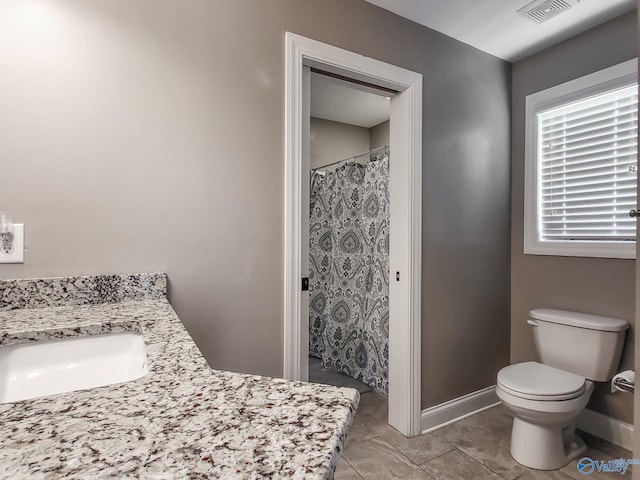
496, 309, 628, 470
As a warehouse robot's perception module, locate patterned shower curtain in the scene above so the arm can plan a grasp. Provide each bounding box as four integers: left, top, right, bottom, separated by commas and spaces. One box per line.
309, 151, 390, 395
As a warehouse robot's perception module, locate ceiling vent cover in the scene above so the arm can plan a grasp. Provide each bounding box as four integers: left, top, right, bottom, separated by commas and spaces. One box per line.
517, 0, 580, 24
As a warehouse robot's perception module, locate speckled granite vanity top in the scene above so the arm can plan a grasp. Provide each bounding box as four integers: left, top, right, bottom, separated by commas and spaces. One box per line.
0, 274, 359, 479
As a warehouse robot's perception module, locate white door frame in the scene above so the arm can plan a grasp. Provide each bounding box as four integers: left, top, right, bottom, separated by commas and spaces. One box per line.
283, 32, 423, 436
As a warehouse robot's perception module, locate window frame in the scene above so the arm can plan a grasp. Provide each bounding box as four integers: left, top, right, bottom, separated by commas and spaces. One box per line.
524, 58, 638, 260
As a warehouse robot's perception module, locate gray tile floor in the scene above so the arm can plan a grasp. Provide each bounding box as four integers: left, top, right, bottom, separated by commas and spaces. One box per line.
309, 356, 372, 394
336, 392, 632, 480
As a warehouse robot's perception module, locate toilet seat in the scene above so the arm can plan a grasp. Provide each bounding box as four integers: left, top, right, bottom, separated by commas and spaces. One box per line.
497, 362, 586, 401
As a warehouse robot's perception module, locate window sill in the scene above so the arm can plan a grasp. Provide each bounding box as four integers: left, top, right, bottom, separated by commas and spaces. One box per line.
524, 240, 636, 260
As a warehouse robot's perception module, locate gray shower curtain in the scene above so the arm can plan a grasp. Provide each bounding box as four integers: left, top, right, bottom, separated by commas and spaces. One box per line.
309, 151, 390, 395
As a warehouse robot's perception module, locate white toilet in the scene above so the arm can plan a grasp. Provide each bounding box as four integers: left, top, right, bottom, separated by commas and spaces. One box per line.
496, 308, 628, 470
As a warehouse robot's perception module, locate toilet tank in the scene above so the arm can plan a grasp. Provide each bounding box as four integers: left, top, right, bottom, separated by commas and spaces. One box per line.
529, 309, 628, 382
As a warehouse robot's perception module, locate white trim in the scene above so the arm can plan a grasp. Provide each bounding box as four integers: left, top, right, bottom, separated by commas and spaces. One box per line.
523, 58, 638, 260
576, 408, 634, 451
421, 386, 500, 434
283, 32, 305, 381
284, 32, 423, 436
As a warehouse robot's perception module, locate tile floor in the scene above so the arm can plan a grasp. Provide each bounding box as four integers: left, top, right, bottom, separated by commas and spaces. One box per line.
336, 392, 632, 480
309, 356, 372, 394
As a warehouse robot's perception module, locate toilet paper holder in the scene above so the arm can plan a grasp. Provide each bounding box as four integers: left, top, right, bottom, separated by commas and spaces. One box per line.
613, 377, 635, 393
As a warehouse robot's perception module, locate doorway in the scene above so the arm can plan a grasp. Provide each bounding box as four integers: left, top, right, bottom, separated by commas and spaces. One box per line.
284, 32, 423, 436
308, 70, 391, 396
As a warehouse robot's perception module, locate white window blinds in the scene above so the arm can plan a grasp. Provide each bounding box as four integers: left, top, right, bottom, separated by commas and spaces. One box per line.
537, 84, 638, 242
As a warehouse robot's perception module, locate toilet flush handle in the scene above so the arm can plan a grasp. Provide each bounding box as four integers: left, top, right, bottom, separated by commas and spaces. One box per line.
527, 319, 539, 327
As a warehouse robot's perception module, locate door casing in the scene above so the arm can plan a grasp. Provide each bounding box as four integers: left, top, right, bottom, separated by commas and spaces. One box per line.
284, 32, 423, 436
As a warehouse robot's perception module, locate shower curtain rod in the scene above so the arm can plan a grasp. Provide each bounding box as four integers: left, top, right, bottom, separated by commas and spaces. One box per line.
310, 67, 399, 95
311, 144, 389, 172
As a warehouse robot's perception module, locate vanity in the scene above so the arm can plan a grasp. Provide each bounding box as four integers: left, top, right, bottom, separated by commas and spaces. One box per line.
0, 273, 358, 479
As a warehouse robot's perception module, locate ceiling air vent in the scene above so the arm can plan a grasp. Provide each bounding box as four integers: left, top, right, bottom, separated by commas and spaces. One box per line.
517, 0, 580, 24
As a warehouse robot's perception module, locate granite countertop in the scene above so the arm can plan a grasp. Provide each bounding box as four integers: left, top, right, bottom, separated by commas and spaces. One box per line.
0, 274, 359, 479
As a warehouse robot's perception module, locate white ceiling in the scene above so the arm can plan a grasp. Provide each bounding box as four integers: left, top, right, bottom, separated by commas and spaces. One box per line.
310, 72, 390, 128
364, 0, 636, 61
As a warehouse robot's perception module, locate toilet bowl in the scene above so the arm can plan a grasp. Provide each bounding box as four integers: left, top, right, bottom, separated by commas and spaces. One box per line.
497, 309, 628, 471
496, 361, 594, 470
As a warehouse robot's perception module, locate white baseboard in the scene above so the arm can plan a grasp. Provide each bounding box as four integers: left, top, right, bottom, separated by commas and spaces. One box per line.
421, 386, 500, 434
576, 408, 634, 452
420, 389, 633, 450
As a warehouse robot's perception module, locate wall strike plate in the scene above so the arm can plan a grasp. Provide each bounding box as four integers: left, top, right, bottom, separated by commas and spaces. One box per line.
0, 224, 24, 264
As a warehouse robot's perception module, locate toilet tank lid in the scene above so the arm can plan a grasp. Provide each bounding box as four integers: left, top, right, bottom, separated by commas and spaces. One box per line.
530, 309, 629, 332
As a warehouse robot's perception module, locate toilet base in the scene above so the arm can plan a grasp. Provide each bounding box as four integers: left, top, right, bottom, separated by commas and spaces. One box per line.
511, 417, 586, 470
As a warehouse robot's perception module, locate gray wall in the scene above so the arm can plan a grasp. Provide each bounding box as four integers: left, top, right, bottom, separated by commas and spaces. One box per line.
370, 120, 390, 150
420, 31, 511, 408
511, 11, 637, 424
310, 117, 370, 169
0, 0, 511, 409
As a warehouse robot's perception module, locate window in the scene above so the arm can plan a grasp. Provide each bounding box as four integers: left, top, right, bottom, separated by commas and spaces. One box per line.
524, 59, 638, 259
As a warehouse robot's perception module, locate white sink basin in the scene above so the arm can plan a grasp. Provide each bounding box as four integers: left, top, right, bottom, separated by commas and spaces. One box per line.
0, 331, 148, 403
